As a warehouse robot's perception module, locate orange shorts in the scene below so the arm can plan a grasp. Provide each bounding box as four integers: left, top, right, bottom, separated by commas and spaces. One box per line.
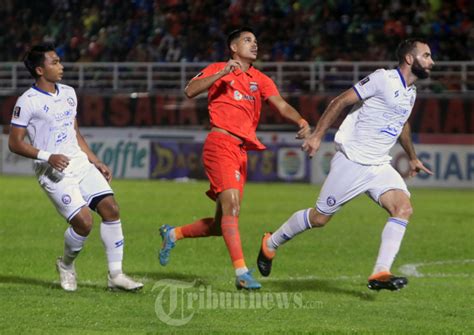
202, 131, 247, 201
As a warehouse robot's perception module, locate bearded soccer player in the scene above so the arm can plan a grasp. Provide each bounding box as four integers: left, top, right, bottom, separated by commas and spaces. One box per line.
158, 27, 311, 290
9, 44, 143, 292
257, 38, 435, 291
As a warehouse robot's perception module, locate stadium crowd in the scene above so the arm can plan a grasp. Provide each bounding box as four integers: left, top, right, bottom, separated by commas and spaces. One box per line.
0, 0, 472, 63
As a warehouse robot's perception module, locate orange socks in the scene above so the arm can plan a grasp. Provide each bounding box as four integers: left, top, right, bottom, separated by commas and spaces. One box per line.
221, 215, 246, 270
174, 217, 221, 240
173, 215, 247, 274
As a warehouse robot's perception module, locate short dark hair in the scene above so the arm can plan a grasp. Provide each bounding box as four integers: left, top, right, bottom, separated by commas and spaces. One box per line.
396, 38, 428, 65
23, 43, 56, 79
227, 27, 255, 50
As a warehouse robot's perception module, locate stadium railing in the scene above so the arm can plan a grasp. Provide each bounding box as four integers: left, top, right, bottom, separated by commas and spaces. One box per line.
0, 61, 472, 94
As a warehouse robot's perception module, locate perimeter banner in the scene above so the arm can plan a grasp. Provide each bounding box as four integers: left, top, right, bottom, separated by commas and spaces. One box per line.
1, 95, 473, 134
149, 141, 310, 182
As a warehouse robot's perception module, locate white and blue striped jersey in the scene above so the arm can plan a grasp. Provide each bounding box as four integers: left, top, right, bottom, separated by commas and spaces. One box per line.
334, 68, 417, 165
11, 84, 88, 170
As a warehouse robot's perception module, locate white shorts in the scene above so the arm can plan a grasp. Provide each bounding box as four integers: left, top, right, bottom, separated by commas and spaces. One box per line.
316, 151, 410, 215
38, 162, 113, 222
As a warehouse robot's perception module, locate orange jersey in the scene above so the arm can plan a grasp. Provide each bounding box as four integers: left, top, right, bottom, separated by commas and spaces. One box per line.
193, 62, 280, 150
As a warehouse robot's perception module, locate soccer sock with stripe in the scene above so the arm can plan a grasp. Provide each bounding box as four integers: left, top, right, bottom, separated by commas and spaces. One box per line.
268, 209, 312, 252
100, 220, 124, 277
172, 217, 221, 241
221, 215, 248, 276
62, 226, 87, 269
372, 217, 408, 275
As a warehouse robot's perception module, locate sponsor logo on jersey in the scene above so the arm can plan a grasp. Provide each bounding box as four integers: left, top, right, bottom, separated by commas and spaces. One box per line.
55, 131, 68, 144
234, 90, 255, 101
234, 90, 243, 101
326, 196, 336, 207
235, 170, 241, 182
12, 106, 21, 118
359, 77, 370, 86
67, 97, 76, 106
249, 82, 258, 92
380, 125, 399, 137
54, 110, 73, 121
61, 194, 72, 205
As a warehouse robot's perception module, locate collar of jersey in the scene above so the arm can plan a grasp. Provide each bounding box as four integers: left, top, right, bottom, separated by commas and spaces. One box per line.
395, 67, 407, 89
232, 65, 254, 77
32, 84, 60, 96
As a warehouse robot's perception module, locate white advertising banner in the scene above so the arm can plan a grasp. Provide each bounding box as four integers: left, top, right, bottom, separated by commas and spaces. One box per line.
0, 135, 149, 179
1, 134, 35, 175
311, 143, 474, 188
87, 138, 150, 179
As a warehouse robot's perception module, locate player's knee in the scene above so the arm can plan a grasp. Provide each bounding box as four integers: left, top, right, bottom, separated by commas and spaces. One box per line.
391, 203, 413, 220
105, 202, 120, 218
309, 208, 331, 227
71, 211, 93, 236
98, 199, 120, 221
222, 202, 240, 216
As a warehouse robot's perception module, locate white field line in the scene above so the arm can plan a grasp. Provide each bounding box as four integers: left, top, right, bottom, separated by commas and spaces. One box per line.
399, 259, 474, 278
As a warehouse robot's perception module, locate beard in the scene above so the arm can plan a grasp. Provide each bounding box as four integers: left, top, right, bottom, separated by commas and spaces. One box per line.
411, 59, 430, 79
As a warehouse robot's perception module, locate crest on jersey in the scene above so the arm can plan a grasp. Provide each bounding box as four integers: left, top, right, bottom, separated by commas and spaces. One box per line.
249, 82, 258, 92
326, 196, 336, 207
359, 77, 370, 86
12, 106, 21, 118
61, 194, 72, 205
67, 97, 76, 107
235, 170, 241, 182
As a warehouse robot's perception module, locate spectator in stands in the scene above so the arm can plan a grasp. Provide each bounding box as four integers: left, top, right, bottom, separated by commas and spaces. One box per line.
0, 1, 471, 62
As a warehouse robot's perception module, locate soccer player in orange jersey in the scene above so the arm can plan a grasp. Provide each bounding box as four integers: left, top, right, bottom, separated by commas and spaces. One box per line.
158, 27, 311, 290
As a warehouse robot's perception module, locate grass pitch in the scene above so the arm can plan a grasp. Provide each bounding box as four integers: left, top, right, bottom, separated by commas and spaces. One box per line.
0, 175, 473, 334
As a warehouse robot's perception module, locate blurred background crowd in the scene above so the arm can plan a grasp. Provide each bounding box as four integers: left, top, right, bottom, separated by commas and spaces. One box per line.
0, 0, 472, 63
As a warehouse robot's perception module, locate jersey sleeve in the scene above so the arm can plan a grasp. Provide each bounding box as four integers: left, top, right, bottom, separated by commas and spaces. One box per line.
70, 88, 79, 117
259, 73, 280, 100
191, 63, 222, 81
352, 69, 386, 100
10, 95, 33, 128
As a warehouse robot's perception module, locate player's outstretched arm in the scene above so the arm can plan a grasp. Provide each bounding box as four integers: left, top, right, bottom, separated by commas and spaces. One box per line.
302, 88, 359, 158
184, 60, 242, 98
8, 126, 70, 171
267, 95, 311, 139
75, 119, 112, 181
398, 123, 433, 177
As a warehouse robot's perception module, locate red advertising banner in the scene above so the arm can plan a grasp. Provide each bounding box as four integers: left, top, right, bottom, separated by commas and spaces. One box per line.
1, 94, 472, 134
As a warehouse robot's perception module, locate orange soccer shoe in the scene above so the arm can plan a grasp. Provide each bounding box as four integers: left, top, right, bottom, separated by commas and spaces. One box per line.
257, 232, 276, 277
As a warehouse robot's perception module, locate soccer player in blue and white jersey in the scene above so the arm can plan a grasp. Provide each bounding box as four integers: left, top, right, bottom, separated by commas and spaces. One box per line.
257, 38, 435, 291
8, 44, 143, 292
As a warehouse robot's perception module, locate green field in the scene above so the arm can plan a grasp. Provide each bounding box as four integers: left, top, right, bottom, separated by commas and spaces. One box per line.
0, 175, 473, 334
